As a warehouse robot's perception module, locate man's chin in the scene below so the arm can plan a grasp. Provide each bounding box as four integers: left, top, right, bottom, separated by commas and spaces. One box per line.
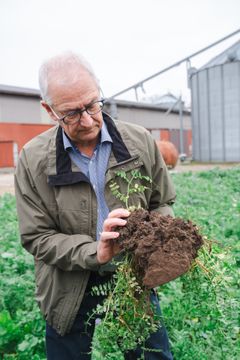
76, 129, 99, 143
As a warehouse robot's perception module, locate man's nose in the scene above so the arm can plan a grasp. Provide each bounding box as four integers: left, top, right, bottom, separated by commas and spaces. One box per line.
80, 111, 93, 127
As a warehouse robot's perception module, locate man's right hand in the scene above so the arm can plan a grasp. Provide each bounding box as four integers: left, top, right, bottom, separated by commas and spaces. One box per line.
97, 208, 130, 264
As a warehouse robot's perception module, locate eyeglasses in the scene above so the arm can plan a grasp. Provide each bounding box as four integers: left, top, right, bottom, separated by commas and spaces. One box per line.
50, 99, 105, 125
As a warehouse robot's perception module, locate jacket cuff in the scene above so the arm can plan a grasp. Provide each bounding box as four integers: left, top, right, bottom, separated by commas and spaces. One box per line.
81, 241, 100, 271
152, 205, 175, 217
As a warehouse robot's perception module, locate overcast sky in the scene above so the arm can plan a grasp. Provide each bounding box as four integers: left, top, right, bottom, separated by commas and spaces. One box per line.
1, 0, 240, 105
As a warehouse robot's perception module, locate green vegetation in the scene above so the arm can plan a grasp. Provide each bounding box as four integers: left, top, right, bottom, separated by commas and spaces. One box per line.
109, 169, 152, 210
90, 255, 160, 358
0, 194, 45, 360
160, 167, 240, 359
0, 167, 239, 359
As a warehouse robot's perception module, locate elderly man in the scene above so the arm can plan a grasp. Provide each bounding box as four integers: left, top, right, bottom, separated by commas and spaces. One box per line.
14, 52, 176, 359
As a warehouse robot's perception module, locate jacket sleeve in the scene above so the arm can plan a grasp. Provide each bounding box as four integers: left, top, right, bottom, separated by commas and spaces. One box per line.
148, 137, 176, 217
14, 151, 100, 272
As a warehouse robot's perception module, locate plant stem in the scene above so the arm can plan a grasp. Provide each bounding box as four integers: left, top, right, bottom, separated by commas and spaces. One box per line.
126, 174, 136, 209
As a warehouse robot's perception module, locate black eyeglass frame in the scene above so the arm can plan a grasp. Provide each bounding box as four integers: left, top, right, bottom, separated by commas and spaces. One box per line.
50, 98, 105, 125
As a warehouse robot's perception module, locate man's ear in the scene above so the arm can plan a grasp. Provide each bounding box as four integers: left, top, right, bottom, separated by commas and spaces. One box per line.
41, 101, 58, 122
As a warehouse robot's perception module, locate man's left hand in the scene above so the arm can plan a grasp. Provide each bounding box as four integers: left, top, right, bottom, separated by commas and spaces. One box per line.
97, 208, 130, 264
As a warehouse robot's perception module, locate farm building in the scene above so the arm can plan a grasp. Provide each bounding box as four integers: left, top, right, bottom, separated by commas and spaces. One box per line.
0, 85, 53, 168
0, 84, 191, 168
190, 40, 240, 162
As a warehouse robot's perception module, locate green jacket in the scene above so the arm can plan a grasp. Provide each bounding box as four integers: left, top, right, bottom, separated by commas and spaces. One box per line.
14, 113, 176, 335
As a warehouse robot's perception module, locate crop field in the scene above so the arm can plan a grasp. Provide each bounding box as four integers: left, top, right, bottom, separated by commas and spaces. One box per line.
0, 167, 239, 359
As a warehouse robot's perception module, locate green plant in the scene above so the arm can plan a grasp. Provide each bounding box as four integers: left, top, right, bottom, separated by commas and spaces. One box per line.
89, 255, 160, 357
90, 170, 161, 357
109, 169, 152, 210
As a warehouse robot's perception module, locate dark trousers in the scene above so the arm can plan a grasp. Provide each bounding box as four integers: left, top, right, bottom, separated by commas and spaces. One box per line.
46, 273, 173, 360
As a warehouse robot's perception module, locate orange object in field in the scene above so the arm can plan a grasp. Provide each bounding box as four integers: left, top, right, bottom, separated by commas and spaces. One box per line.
155, 140, 179, 168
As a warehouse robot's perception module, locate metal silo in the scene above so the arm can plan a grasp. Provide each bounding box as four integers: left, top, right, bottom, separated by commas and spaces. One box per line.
190, 40, 240, 162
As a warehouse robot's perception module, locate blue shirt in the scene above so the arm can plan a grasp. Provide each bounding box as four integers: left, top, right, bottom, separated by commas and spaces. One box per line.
62, 122, 112, 240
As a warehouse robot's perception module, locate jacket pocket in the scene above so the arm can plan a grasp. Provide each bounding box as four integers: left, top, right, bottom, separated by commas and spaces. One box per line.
57, 209, 89, 234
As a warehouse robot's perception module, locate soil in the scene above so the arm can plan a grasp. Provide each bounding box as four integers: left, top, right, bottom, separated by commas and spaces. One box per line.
116, 209, 204, 288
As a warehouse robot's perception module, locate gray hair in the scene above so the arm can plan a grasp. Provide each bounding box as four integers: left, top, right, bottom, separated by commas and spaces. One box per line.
38, 51, 100, 105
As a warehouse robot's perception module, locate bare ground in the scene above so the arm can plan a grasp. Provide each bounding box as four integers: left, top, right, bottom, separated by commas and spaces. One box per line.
0, 171, 14, 196
171, 161, 239, 173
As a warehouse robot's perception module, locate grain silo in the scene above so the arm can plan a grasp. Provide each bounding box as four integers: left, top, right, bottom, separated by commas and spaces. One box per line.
190, 40, 240, 162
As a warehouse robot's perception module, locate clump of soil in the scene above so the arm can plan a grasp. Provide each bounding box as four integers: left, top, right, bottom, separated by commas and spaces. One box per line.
115, 209, 204, 288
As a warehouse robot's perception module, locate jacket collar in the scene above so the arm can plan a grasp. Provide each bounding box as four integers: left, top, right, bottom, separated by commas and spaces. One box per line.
48, 112, 132, 186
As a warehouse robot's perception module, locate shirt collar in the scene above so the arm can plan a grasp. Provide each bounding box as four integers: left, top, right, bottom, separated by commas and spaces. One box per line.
62, 120, 112, 152
62, 129, 73, 151
100, 120, 113, 144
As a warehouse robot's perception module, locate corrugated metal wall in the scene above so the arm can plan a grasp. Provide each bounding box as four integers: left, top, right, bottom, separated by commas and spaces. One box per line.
191, 61, 240, 162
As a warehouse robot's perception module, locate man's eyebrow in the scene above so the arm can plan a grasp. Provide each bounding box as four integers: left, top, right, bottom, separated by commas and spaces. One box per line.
61, 98, 99, 114
61, 107, 80, 114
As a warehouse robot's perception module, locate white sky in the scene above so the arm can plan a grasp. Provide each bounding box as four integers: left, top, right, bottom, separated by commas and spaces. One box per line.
0, 0, 240, 105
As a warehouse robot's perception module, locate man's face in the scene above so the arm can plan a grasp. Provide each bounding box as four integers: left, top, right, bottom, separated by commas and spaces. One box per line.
43, 70, 103, 149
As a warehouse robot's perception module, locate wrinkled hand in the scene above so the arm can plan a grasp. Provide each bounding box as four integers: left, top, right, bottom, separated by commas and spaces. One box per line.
97, 208, 130, 264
